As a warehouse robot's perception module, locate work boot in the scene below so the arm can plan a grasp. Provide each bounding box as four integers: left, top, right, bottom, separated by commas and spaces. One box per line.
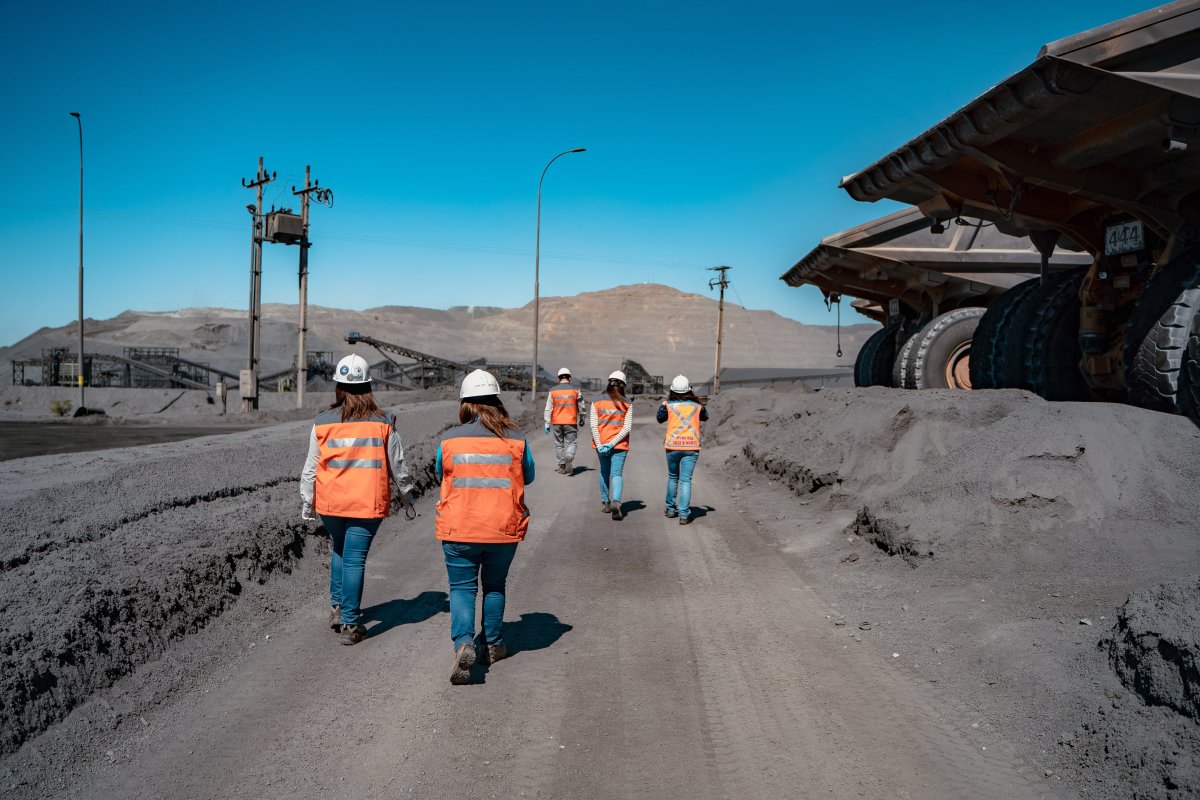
665, 508, 678, 519
558, 462, 567, 474
329, 604, 341, 631
679, 517, 693, 526
450, 642, 476, 685
483, 642, 508, 665
338, 623, 367, 645
565, 458, 574, 475
611, 504, 624, 521
601, 502, 610, 514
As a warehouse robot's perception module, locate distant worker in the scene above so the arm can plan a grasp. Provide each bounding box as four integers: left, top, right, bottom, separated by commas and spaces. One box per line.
657, 375, 708, 525
300, 354, 415, 645
436, 369, 535, 685
544, 367, 584, 475
591, 370, 633, 521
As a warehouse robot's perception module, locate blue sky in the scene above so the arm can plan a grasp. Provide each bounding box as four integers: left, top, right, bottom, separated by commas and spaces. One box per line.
0, 0, 1151, 347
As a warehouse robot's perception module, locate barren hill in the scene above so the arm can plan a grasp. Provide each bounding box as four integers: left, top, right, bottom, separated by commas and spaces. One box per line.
1, 283, 872, 384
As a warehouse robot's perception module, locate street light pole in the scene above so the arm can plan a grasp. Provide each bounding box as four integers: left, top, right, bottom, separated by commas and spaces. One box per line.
532, 147, 586, 402
69, 112, 84, 413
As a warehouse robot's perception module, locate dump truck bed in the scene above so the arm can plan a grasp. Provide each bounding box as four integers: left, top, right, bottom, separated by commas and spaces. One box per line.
782, 207, 1091, 321
838, 0, 1200, 246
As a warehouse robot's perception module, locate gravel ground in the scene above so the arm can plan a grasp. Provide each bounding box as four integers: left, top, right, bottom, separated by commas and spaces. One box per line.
1, 383, 1196, 798
0, 395, 466, 758
706, 384, 1200, 798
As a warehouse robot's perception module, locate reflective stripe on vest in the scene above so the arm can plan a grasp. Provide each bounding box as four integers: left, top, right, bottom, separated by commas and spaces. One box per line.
436, 429, 530, 543
314, 415, 393, 518
593, 396, 631, 451
664, 401, 702, 450
549, 386, 579, 425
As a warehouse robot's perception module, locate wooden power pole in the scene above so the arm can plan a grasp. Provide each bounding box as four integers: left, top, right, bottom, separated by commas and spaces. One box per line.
241, 157, 275, 412
708, 265, 731, 395
292, 168, 333, 409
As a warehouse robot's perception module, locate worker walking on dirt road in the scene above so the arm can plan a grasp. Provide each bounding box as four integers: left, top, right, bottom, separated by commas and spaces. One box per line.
435, 369, 535, 685
544, 367, 584, 475
300, 354, 415, 646
591, 370, 633, 521
658, 375, 708, 525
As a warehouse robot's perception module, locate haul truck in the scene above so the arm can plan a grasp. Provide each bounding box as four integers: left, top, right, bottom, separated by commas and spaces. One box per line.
832, 0, 1200, 423
782, 206, 1090, 389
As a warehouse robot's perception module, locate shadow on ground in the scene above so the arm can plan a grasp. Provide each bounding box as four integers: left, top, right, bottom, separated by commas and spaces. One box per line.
362, 590, 448, 639
469, 611, 573, 683
615, 499, 647, 518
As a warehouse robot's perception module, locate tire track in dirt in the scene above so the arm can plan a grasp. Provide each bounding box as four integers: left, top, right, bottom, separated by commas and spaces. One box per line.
675, 450, 1070, 799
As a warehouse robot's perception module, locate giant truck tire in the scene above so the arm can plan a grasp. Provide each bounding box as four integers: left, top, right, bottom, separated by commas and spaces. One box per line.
905, 308, 986, 390
854, 326, 887, 387
1124, 248, 1200, 414
891, 325, 921, 389
855, 323, 903, 387
1180, 316, 1200, 425
999, 269, 1089, 390
969, 278, 1041, 389
1023, 269, 1093, 402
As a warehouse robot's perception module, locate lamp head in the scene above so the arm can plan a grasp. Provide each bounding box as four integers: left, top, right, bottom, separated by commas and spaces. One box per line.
69, 112, 80, 118
571, 148, 586, 153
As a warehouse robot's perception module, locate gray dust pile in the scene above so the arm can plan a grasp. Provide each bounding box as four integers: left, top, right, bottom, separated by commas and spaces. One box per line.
709, 384, 1200, 798
0, 398, 459, 757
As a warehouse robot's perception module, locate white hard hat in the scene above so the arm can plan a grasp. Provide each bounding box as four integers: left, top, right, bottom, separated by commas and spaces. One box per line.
557, 367, 571, 377
608, 370, 627, 383
334, 353, 372, 384
670, 375, 691, 393
460, 368, 501, 399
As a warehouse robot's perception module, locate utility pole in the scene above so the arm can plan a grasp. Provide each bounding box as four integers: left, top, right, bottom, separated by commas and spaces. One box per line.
241, 157, 275, 412
70, 112, 85, 413
708, 266, 731, 395
292, 167, 333, 410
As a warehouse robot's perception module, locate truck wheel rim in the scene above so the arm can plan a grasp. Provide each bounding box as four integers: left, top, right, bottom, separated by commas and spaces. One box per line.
945, 342, 973, 389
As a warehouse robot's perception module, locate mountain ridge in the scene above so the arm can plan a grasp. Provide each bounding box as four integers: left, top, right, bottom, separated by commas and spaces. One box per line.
2, 283, 873, 385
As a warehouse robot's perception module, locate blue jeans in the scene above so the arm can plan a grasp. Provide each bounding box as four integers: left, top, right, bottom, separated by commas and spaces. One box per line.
597, 449, 628, 505
322, 516, 382, 625
442, 541, 519, 650
665, 450, 699, 520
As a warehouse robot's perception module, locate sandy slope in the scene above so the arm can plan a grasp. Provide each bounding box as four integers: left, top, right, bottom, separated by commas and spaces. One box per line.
710, 385, 1200, 798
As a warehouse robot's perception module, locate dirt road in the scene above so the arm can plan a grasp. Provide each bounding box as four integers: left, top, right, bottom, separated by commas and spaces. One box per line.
53, 419, 1065, 800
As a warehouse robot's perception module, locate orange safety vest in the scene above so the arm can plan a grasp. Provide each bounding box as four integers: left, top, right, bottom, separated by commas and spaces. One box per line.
313, 409, 394, 518
549, 383, 581, 425
435, 420, 530, 544
592, 394, 631, 451
664, 400, 702, 451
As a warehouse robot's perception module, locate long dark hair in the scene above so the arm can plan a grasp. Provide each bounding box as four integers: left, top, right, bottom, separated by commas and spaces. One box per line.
330, 383, 386, 422
668, 389, 701, 403
460, 395, 520, 438
607, 379, 628, 403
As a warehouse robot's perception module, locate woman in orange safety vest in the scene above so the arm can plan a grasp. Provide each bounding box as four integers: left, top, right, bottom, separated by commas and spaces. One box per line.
656, 375, 708, 525
300, 354, 415, 645
590, 370, 633, 521
435, 369, 535, 685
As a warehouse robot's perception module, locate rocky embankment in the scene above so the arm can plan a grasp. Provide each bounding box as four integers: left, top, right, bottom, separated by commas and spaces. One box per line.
709, 385, 1200, 798
0, 398, 464, 757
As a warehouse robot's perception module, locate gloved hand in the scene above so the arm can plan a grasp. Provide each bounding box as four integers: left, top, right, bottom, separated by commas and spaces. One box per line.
401, 491, 418, 520
544, 424, 551, 435
301, 501, 316, 522
597, 444, 612, 455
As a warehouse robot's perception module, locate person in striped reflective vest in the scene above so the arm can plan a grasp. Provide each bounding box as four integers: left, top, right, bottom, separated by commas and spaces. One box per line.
543, 367, 584, 475
435, 369, 535, 685
657, 375, 708, 525
590, 370, 634, 521
300, 354, 415, 645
